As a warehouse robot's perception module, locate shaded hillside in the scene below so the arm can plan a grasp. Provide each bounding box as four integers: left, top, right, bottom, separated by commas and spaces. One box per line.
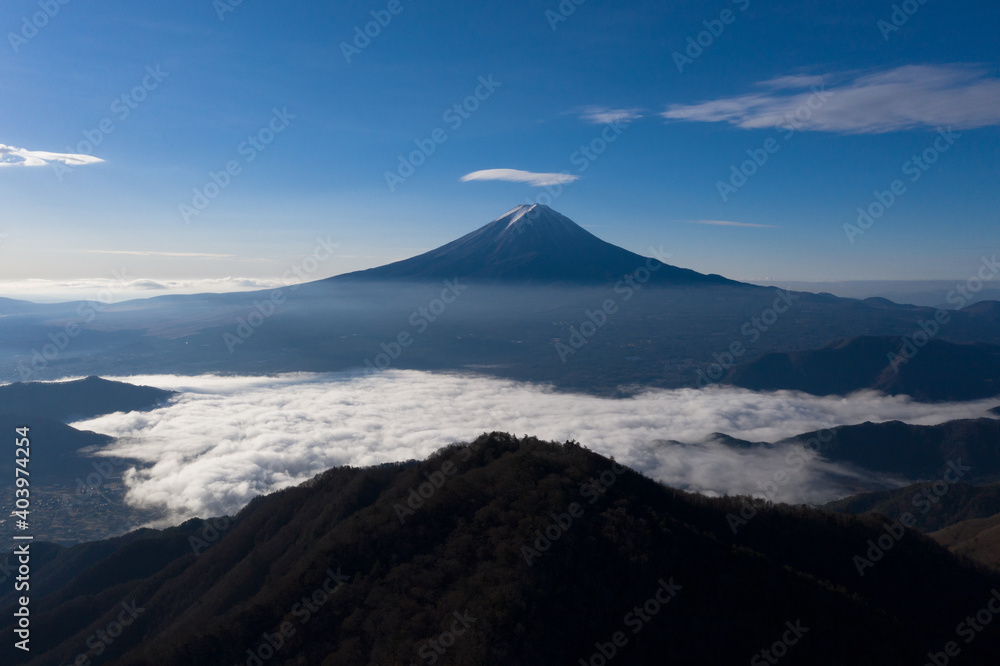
3, 434, 1000, 665
0, 377, 172, 544
0, 376, 175, 422
824, 481, 1000, 532
932, 514, 1000, 569
727, 335, 1000, 400
962, 300, 1000, 325
0, 415, 111, 486
718, 417, 1000, 484
780, 418, 1000, 481
0, 522, 216, 611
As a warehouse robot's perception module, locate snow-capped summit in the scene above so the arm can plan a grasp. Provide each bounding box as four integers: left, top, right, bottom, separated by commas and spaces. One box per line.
335, 204, 737, 285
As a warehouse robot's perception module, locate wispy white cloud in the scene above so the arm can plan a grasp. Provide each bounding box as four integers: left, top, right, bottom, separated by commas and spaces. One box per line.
692, 220, 777, 229
460, 168, 579, 187
80, 250, 240, 259
0, 277, 292, 303
0, 143, 104, 168
663, 64, 1000, 134
67, 371, 998, 525
578, 106, 644, 124
758, 74, 831, 90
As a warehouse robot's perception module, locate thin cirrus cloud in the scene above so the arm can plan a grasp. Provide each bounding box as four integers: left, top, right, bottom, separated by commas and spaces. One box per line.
68, 370, 999, 526
693, 220, 777, 229
662, 64, 1000, 134
758, 74, 830, 90
577, 106, 644, 124
460, 168, 579, 187
80, 250, 240, 259
0, 143, 104, 167
0, 277, 293, 303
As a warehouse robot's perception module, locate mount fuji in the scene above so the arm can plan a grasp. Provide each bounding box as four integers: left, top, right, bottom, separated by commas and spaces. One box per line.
334, 204, 738, 285
1, 204, 998, 392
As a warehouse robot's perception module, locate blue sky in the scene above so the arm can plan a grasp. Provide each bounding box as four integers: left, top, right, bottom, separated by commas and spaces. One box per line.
2, 0, 999, 300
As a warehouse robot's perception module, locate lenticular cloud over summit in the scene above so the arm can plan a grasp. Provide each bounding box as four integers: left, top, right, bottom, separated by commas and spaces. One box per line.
73, 371, 998, 525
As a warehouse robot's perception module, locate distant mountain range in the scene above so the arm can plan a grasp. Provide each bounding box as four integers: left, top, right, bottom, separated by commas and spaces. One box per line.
3, 433, 999, 665
726, 335, 1000, 401
335, 204, 737, 285
1, 205, 999, 393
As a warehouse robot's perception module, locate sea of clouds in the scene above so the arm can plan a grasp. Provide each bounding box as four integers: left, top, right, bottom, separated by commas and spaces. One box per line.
71, 371, 1000, 526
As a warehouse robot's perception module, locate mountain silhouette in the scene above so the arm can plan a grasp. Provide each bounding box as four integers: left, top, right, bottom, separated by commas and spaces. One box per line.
0, 375, 174, 423
335, 204, 738, 285
726, 335, 1000, 401
3, 433, 999, 665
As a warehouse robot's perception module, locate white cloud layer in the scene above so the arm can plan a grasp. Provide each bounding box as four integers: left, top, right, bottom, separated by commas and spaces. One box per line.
460, 168, 579, 187
663, 64, 1000, 134
0, 143, 104, 168
68, 371, 1000, 526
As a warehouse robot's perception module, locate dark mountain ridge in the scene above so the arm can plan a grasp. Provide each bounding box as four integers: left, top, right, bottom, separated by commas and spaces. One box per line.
775, 417, 1000, 481
3, 433, 999, 665
825, 480, 1000, 533
0, 375, 175, 423
727, 335, 1000, 401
